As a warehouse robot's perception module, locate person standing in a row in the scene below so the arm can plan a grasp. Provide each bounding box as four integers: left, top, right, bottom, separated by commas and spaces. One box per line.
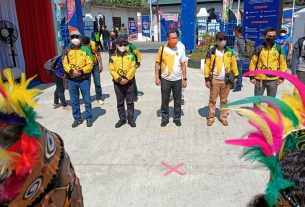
82, 37, 105, 106
204, 32, 239, 127
109, 37, 137, 128
155, 30, 187, 127
63, 30, 94, 128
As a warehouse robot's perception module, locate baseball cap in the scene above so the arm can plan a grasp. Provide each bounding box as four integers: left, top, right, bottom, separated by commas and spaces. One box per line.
70, 30, 81, 37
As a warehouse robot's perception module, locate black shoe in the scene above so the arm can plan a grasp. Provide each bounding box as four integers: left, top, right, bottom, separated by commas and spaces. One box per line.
128, 119, 136, 127
233, 88, 241, 92
115, 119, 126, 128
87, 120, 93, 127
72, 120, 83, 128
161, 120, 169, 127
134, 97, 138, 102
174, 120, 181, 127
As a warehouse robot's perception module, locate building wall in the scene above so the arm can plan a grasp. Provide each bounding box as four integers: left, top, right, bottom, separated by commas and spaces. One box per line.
85, 5, 139, 29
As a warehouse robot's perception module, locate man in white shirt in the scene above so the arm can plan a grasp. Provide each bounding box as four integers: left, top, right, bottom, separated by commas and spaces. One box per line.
155, 30, 187, 127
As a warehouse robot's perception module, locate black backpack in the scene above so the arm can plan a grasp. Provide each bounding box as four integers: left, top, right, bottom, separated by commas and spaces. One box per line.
297, 37, 305, 57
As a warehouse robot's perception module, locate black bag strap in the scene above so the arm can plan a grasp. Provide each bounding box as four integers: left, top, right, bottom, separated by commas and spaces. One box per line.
159, 45, 164, 79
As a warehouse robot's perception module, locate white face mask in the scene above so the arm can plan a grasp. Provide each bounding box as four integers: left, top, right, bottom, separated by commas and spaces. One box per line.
280, 33, 286, 37
117, 46, 126, 53
217, 40, 227, 48
71, 38, 81, 46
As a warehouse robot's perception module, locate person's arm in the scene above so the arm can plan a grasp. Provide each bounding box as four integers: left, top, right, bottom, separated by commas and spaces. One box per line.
292, 41, 299, 75
238, 38, 247, 57
249, 48, 259, 83
231, 52, 239, 79
155, 47, 162, 86
130, 44, 142, 66
181, 61, 187, 88
81, 50, 94, 74
126, 55, 136, 81
279, 47, 288, 73
109, 57, 121, 82
96, 52, 103, 72
204, 50, 212, 88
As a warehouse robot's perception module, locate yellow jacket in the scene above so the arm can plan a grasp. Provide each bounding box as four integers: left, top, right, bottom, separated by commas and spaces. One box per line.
63, 46, 93, 80
249, 44, 287, 80
88, 40, 100, 64
109, 52, 136, 82
127, 43, 141, 64
204, 46, 239, 81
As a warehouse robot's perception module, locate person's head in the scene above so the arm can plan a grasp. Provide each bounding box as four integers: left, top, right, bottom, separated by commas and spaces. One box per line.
166, 29, 178, 48
248, 150, 305, 207
234, 26, 242, 37
215, 32, 227, 49
69, 30, 82, 47
110, 31, 116, 39
264, 27, 276, 46
82, 36, 90, 48
121, 23, 125, 27
115, 37, 128, 55
280, 28, 287, 37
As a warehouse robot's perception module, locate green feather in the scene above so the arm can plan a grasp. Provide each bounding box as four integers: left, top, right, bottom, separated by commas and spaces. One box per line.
242, 147, 294, 207
224, 96, 299, 127
20, 104, 41, 139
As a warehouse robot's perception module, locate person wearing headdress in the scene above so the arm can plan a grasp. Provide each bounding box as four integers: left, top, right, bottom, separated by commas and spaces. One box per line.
0, 69, 84, 206
224, 70, 305, 206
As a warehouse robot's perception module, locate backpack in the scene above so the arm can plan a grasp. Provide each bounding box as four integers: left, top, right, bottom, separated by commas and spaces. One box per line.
44, 55, 61, 71
297, 37, 305, 57
241, 37, 255, 58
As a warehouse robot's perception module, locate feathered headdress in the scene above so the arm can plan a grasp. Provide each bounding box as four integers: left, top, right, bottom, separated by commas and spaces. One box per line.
224, 70, 305, 207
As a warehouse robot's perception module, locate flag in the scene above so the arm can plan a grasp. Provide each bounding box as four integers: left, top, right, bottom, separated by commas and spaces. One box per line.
222, 0, 233, 22
157, 5, 166, 15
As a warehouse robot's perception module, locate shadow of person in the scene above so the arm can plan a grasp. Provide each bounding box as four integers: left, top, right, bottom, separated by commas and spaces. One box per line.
134, 109, 142, 121
198, 106, 220, 120
81, 107, 106, 123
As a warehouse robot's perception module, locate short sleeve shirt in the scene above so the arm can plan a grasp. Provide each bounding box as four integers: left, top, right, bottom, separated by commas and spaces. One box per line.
155, 42, 187, 81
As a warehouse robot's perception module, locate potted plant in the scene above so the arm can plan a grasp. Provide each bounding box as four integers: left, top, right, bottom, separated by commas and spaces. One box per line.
188, 33, 216, 69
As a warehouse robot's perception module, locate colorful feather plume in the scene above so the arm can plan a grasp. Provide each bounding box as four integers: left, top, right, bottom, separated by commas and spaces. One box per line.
0, 69, 42, 202
224, 71, 305, 206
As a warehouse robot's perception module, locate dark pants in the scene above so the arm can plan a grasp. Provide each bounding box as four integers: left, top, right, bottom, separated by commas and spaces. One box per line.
234, 60, 243, 90
254, 80, 278, 97
103, 38, 109, 50
161, 78, 182, 122
53, 72, 67, 106
297, 71, 305, 85
134, 77, 138, 100
114, 80, 135, 121
68, 79, 92, 122
91, 63, 103, 100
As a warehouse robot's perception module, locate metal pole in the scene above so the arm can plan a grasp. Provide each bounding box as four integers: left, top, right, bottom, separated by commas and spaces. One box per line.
291, 0, 296, 36
237, 0, 241, 25
149, 0, 154, 41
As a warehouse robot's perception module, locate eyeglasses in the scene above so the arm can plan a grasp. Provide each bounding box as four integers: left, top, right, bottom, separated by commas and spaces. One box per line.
266, 35, 276, 39
70, 35, 80, 39
118, 43, 128, 47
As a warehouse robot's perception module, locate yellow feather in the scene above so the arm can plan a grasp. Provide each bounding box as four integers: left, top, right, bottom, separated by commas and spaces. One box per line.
0, 148, 20, 177
226, 108, 273, 145
0, 69, 42, 117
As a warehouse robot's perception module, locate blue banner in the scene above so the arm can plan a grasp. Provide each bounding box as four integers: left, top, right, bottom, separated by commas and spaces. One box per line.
128, 20, 138, 40
142, 16, 150, 37
160, 17, 178, 42
181, 0, 196, 52
243, 0, 283, 46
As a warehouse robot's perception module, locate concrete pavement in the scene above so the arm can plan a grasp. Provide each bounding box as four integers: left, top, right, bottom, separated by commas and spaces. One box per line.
36, 51, 293, 207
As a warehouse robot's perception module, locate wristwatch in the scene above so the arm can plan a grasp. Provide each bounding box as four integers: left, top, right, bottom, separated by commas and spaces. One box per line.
183, 78, 187, 81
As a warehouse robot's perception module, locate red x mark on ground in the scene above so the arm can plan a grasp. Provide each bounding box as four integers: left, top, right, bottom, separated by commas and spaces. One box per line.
161, 162, 185, 176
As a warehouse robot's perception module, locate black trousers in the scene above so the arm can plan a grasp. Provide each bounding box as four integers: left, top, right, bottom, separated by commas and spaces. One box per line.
114, 80, 135, 121
161, 78, 182, 122
52, 72, 67, 106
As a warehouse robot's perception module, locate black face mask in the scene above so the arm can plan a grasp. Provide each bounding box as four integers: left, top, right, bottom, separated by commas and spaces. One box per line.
266, 38, 275, 46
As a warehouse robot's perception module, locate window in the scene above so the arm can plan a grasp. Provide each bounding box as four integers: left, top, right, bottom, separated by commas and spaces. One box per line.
112, 17, 121, 28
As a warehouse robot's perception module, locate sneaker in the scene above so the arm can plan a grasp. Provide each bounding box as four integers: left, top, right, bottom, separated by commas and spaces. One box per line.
174, 120, 181, 127
220, 119, 229, 126
97, 100, 105, 106
128, 119, 136, 127
63, 105, 71, 110
72, 120, 83, 128
233, 88, 241, 92
207, 119, 214, 126
115, 120, 126, 128
160, 120, 169, 127
87, 120, 93, 127
53, 103, 62, 109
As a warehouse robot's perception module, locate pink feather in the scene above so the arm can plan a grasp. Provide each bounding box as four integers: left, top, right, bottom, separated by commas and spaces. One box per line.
225, 138, 273, 156
244, 70, 305, 107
